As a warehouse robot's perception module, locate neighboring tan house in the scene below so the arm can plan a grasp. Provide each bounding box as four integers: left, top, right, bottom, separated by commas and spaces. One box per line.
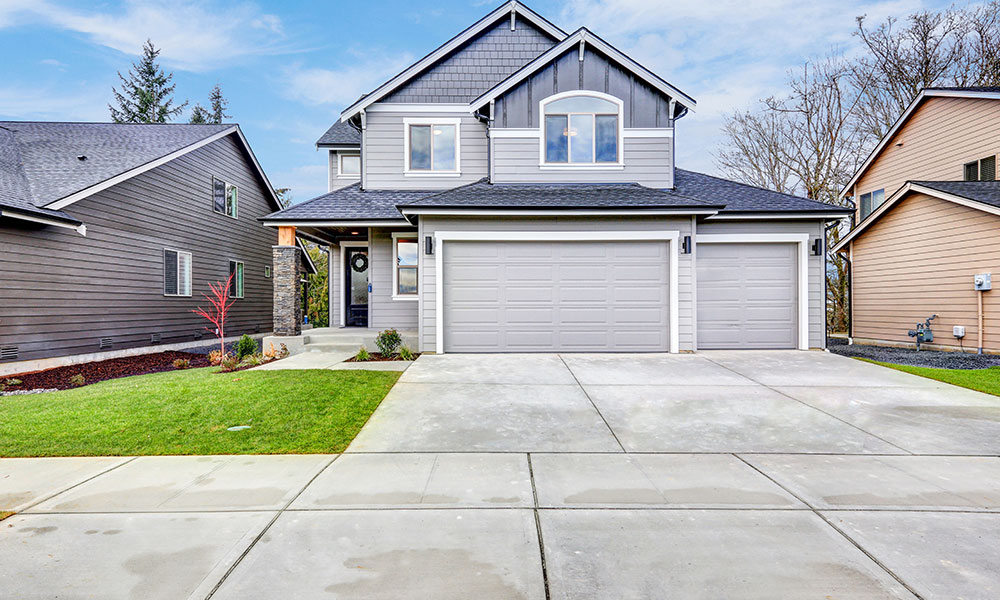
261, 1, 849, 354
0, 122, 309, 371
834, 87, 1000, 352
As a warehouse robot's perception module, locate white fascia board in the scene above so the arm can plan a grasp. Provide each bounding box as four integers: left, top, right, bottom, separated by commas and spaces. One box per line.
340, 1, 567, 122
706, 212, 850, 220
232, 126, 284, 211
260, 219, 409, 227
45, 127, 238, 210
832, 181, 1000, 252
470, 28, 697, 113
363, 104, 471, 114
399, 208, 719, 217
0, 208, 87, 235
840, 89, 1000, 199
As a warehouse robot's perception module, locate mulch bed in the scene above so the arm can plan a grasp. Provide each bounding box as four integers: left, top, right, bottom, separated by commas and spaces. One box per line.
2, 351, 209, 392
346, 352, 419, 363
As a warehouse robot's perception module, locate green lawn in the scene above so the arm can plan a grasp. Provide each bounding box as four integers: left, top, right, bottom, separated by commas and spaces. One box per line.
860, 358, 1000, 397
0, 367, 400, 457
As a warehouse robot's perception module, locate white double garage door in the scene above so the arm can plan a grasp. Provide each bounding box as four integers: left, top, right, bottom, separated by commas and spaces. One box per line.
440, 236, 801, 353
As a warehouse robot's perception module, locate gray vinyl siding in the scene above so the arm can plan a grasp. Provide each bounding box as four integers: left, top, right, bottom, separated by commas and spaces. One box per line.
492, 134, 673, 187
696, 219, 827, 349
0, 134, 277, 363
494, 48, 674, 129
382, 14, 556, 104
417, 216, 694, 354
363, 110, 488, 190
328, 150, 360, 191
329, 244, 341, 326
368, 227, 419, 330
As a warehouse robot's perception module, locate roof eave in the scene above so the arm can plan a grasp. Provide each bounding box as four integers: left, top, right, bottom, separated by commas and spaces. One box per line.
0, 205, 86, 235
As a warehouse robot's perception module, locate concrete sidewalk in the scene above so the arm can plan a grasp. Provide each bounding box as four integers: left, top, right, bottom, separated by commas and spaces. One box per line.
2, 351, 1000, 599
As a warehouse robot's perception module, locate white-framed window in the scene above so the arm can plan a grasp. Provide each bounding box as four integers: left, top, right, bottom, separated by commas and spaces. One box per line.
539, 91, 623, 168
965, 155, 996, 182
213, 177, 238, 218
403, 117, 461, 176
859, 188, 885, 220
391, 232, 418, 300
164, 249, 192, 297
229, 260, 244, 299
264, 265, 271, 278
339, 153, 360, 178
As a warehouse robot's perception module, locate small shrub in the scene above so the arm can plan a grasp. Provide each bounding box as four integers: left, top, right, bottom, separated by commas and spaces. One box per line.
235, 334, 258, 360
68, 374, 86, 387
355, 346, 371, 361
172, 358, 191, 370
5, 378, 21, 386
208, 349, 225, 366
219, 354, 240, 373
398, 346, 415, 361
375, 329, 402, 356
278, 343, 290, 359
262, 342, 278, 361
242, 353, 264, 367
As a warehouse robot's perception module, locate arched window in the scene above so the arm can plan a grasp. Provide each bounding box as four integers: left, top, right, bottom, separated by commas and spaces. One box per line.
541, 92, 622, 165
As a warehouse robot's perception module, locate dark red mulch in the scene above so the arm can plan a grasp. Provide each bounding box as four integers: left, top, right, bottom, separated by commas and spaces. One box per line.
346, 352, 419, 363
3, 351, 210, 391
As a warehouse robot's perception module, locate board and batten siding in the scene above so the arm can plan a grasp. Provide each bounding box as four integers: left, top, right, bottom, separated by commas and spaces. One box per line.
417, 216, 693, 353
0, 134, 277, 363
854, 96, 1000, 215
697, 219, 828, 349
491, 134, 672, 187
851, 192, 1000, 351
362, 110, 488, 191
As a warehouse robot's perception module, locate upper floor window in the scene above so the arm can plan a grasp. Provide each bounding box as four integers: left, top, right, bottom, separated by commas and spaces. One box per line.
213, 177, 238, 218
340, 153, 360, 177
541, 92, 622, 166
859, 188, 885, 220
404, 118, 460, 175
965, 156, 996, 182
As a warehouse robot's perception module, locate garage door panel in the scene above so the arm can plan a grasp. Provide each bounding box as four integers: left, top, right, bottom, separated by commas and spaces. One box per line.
444, 240, 669, 352
697, 243, 797, 350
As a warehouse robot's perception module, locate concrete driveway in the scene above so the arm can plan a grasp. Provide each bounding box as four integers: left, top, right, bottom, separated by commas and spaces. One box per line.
3, 351, 1000, 599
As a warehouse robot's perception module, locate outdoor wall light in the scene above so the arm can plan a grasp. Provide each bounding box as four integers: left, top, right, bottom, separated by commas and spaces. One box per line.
682, 235, 692, 254
425, 235, 434, 255
812, 238, 824, 256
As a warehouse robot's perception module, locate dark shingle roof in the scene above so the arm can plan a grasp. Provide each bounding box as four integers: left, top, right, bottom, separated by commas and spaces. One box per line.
673, 168, 849, 213
400, 178, 718, 209
261, 183, 425, 221
0, 121, 232, 209
0, 125, 79, 223
925, 86, 1000, 93
912, 180, 1000, 208
316, 120, 361, 147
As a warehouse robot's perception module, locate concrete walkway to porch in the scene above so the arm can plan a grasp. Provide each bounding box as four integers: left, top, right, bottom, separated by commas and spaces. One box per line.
257, 327, 419, 371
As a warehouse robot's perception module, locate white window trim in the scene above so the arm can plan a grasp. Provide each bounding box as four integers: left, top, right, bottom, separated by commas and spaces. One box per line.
432, 230, 680, 355
338, 152, 361, 179
213, 177, 238, 219
163, 248, 192, 298
339, 241, 369, 327
538, 90, 625, 169
229, 260, 245, 299
695, 233, 810, 350
391, 231, 420, 301
402, 117, 462, 176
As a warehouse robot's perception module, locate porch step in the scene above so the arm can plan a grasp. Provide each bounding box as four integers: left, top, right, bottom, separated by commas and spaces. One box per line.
304, 332, 419, 349
303, 343, 366, 353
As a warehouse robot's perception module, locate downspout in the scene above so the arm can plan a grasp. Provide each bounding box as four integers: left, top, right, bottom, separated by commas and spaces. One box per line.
474, 105, 493, 183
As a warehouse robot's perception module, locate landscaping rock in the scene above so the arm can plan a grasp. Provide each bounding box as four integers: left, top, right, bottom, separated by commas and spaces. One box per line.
829, 340, 1000, 370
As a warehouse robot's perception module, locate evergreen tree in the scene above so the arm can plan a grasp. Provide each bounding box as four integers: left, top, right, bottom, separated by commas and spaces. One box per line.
189, 104, 210, 124
209, 84, 230, 124
109, 40, 187, 123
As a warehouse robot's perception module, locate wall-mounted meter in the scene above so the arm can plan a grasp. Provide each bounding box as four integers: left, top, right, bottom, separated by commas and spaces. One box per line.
975, 273, 992, 291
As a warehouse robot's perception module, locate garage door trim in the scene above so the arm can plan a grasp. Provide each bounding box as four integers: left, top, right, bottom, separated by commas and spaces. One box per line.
696, 233, 809, 350
434, 230, 680, 354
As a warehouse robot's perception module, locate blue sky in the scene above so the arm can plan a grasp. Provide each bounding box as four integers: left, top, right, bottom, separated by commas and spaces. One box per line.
0, 0, 953, 204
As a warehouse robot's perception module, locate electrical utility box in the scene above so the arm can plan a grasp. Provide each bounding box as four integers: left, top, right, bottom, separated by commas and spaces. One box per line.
975, 273, 992, 291
954, 326, 966, 338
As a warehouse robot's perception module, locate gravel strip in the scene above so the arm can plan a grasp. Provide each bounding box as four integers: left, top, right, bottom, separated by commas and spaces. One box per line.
829, 338, 1000, 369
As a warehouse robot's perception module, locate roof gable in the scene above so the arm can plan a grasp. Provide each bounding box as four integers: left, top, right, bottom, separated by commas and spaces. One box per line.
841, 88, 1000, 198
340, 1, 565, 121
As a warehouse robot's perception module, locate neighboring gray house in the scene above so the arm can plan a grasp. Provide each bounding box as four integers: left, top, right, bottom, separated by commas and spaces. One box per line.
0, 122, 305, 369
262, 1, 850, 353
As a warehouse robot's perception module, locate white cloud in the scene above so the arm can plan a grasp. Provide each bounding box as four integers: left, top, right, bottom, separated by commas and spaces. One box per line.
0, 0, 292, 72
282, 51, 414, 108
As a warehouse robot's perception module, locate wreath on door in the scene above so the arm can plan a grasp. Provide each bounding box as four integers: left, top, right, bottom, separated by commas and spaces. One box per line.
350, 253, 369, 273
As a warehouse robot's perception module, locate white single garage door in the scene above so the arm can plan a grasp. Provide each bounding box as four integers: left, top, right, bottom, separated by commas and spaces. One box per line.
697, 243, 797, 349
443, 240, 669, 352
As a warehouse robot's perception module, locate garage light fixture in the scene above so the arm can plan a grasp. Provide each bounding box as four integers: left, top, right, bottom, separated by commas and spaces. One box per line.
812, 238, 824, 256
682, 235, 692, 254
425, 235, 434, 255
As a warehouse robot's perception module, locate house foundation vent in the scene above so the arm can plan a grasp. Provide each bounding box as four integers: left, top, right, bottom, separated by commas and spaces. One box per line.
0, 346, 18, 361
151, 333, 161, 344
99, 337, 114, 350
193, 331, 203, 340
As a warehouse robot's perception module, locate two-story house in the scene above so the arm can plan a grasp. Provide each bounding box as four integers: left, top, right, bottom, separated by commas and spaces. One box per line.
262, 1, 849, 354
833, 87, 1000, 353
0, 122, 313, 374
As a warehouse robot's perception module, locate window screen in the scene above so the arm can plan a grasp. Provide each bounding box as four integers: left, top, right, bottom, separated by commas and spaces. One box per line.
965, 161, 979, 182
980, 156, 996, 181
164, 249, 191, 296
164, 250, 178, 295
213, 178, 227, 213
229, 261, 244, 298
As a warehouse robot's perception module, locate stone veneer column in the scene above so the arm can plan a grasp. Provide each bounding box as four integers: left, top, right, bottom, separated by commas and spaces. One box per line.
272, 244, 303, 337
